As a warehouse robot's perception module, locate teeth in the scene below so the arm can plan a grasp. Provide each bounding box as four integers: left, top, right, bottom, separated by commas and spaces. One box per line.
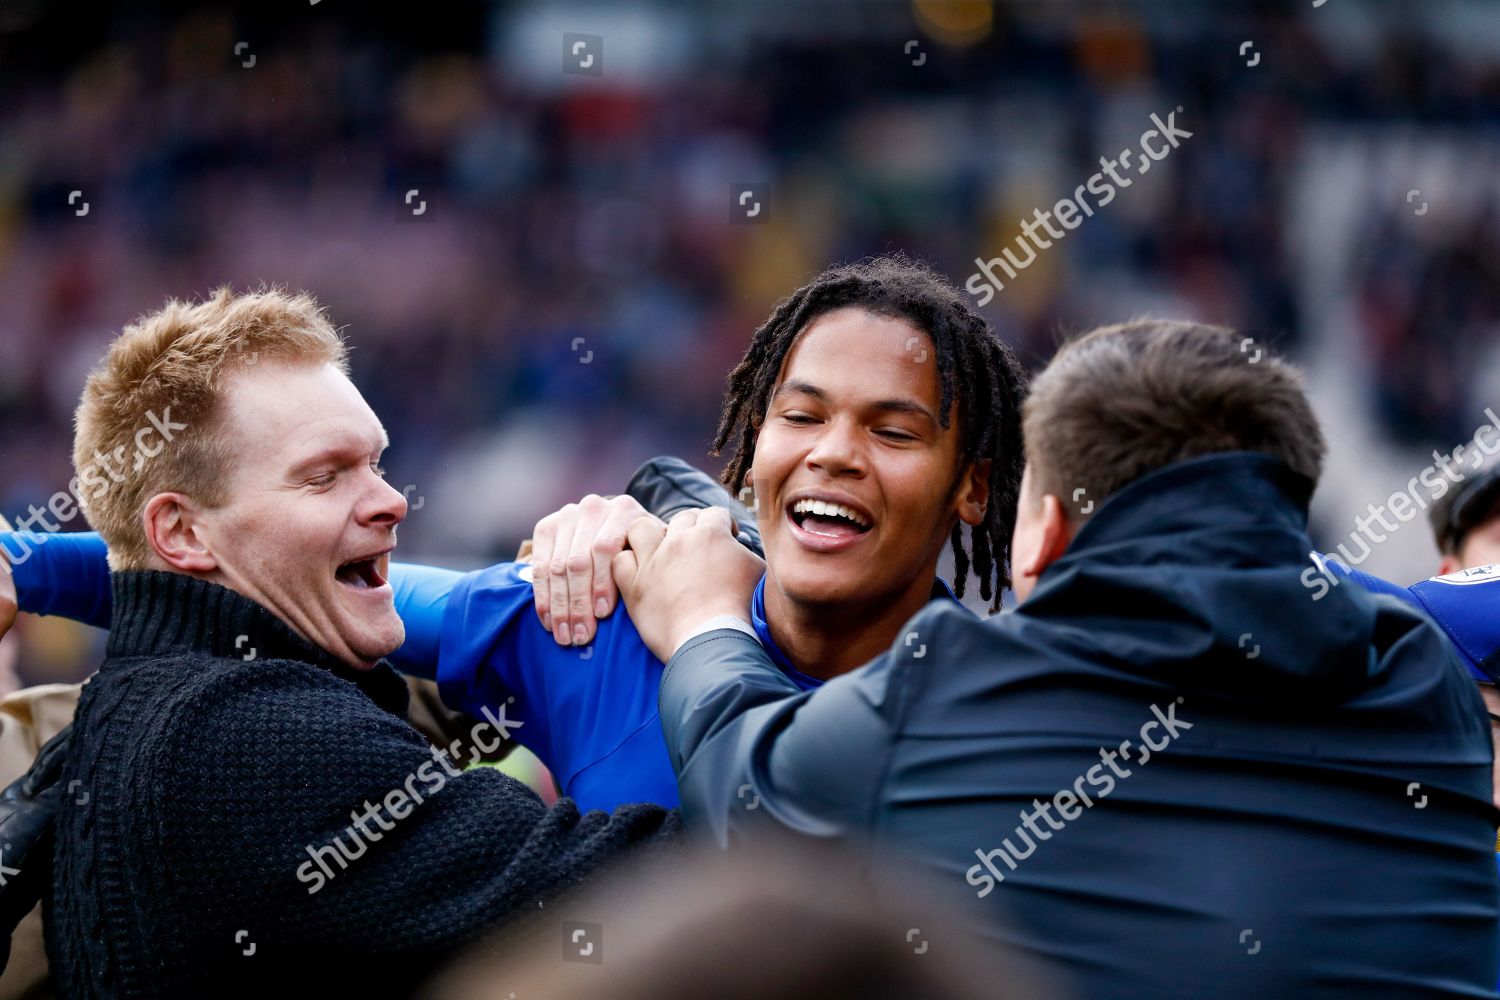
791, 499, 869, 528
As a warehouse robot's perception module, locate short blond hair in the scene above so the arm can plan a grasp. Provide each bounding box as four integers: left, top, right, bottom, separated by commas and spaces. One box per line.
73, 287, 348, 569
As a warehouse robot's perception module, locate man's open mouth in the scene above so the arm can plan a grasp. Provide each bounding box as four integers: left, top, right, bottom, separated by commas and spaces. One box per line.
335, 553, 390, 591
786, 497, 874, 540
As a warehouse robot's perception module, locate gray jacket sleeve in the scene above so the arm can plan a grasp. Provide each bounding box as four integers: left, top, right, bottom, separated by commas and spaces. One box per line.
658, 627, 906, 846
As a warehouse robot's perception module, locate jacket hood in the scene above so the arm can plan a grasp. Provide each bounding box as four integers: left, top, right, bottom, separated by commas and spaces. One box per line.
1017, 452, 1414, 706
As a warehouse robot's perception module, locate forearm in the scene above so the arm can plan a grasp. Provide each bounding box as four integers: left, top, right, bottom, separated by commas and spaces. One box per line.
659, 630, 805, 775
659, 629, 888, 844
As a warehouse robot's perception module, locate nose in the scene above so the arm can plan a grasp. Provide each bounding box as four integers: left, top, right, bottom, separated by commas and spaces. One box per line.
804, 416, 866, 478
360, 474, 408, 529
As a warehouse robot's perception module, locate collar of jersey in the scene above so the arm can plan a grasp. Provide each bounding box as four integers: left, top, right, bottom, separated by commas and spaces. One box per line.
749, 573, 963, 688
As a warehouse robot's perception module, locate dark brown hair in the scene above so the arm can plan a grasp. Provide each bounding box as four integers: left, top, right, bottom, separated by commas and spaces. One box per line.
1024, 319, 1325, 516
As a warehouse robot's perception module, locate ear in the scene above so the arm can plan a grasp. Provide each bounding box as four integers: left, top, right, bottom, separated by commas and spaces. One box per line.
1017, 492, 1074, 580
1437, 553, 1462, 576
955, 459, 992, 527
142, 493, 218, 574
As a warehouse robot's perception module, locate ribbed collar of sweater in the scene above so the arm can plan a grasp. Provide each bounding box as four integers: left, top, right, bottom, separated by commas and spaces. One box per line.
104, 569, 409, 713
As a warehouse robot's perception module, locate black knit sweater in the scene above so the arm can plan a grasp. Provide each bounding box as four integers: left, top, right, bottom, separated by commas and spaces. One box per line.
44, 571, 680, 998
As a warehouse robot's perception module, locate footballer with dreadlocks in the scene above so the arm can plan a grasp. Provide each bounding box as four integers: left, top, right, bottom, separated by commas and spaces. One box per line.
1, 255, 1030, 812
708, 254, 1027, 678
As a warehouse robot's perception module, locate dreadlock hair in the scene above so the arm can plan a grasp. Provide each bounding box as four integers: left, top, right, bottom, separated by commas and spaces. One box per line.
712, 254, 1029, 612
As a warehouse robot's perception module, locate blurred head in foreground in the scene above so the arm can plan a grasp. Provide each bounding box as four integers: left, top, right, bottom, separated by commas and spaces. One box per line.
424, 841, 1060, 1000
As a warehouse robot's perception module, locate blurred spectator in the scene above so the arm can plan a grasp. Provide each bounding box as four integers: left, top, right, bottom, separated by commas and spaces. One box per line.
423, 840, 1059, 1000
1431, 463, 1500, 575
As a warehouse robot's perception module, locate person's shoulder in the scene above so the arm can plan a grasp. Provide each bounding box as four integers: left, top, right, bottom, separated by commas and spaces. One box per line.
200, 654, 406, 709
1405, 565, 1500, 680
900, 599, 1018, 662
872, 599, 1054, 720
143, 661, 427, 819
140, 654, 413, 758
72, 655, 355, 782
457, 561, 532, 600
440, 561, 536, 649
858, 600, 1016, 701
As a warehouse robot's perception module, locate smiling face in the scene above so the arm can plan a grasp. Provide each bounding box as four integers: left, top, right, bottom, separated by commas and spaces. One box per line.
751, 307, 987, 612
190, 361, 407, 668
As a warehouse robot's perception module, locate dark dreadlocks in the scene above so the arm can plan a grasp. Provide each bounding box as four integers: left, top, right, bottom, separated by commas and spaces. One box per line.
712, 255, 1029, 612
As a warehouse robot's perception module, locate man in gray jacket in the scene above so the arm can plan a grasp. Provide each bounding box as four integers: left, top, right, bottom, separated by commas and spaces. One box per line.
616, 320, 1499, 1000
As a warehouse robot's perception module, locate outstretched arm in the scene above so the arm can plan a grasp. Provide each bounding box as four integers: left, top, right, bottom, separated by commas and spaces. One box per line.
381, 493, 652, 677
0, 489, 653, 686
1, 531, 112, 629
0, 528, 459, 678
658, 627, 899, 845
143, 663, 681, 990
614, 508, 896, 843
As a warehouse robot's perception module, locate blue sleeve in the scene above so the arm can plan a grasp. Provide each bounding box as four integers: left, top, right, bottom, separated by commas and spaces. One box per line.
1319, 554, 1419, 606
437, 562, 678, 811
386, 563, 463, 680
0, 531, 112, 628
0, 531, 461, 678
1329, 555, 1500, 681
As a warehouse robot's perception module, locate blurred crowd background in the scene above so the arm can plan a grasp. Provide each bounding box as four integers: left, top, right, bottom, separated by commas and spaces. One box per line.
1, 0, 1498, 696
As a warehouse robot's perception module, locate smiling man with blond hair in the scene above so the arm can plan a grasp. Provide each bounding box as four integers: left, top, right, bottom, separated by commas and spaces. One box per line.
41, 288, 677, 998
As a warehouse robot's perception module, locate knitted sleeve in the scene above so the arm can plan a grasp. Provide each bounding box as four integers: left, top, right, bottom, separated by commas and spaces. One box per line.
151, 659, 679, 989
